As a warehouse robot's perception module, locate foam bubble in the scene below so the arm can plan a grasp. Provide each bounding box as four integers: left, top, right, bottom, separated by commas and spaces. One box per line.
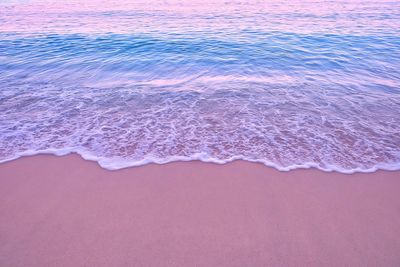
1, 79, 399, 174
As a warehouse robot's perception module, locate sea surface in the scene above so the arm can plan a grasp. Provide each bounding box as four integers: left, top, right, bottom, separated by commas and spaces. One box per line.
1, 0, 400, 172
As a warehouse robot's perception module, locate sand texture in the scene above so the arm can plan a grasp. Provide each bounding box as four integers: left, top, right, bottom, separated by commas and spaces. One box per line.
0, 154, 400, 266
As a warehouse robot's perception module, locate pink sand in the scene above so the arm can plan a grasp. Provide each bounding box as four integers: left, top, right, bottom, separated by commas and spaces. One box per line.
0, 154, 399, 266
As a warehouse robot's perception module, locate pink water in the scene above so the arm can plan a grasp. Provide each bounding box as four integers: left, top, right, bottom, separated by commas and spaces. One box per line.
1, 0, 400, 172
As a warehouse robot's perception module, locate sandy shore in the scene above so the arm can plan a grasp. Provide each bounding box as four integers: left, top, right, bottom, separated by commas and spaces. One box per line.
0, 154, 399, 267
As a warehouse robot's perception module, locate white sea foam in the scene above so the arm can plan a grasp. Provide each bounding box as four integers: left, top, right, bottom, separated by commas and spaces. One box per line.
1, 79, 399, 174
2, 148, 400, 174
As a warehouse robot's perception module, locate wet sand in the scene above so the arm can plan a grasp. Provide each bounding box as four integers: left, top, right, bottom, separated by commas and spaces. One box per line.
0, 154, 399, 267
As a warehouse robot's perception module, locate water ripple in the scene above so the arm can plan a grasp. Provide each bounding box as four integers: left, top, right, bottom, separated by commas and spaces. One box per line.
0, 0, 399, 172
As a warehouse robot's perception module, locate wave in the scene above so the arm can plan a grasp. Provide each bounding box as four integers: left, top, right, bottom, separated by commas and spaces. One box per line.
1, 1, 400, 174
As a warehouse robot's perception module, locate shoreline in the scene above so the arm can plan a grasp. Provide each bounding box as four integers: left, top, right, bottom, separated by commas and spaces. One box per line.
1, 154, 400, 266
2, 151, 400, 174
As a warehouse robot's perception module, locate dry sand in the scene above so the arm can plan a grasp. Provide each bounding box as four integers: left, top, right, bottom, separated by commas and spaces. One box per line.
0, 154, 399, 266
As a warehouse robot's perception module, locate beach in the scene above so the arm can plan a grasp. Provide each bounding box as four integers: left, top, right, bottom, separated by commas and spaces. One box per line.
1, 154, 399, 267
1, 0, 400, 266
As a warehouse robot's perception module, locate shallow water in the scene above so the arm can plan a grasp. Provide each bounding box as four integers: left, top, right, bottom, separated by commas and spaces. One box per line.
1, 0, 400, 172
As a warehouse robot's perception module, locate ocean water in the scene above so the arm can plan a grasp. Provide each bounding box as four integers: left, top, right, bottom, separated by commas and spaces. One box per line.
1, 0, 400, 172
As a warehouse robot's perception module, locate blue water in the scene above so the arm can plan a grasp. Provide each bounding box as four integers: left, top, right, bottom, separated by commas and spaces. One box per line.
1, 0, 400, 172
